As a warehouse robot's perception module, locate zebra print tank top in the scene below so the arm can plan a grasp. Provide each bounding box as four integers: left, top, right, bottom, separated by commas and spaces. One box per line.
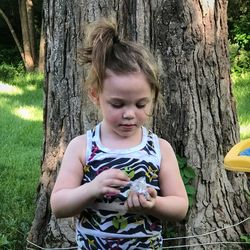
76, 123, 162, 245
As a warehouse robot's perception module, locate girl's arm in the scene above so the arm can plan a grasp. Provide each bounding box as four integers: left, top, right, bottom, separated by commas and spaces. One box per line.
51, 135, 130, 218
125, 138, 188, 221
50, 135, 94, 218
149, 138, 188, 221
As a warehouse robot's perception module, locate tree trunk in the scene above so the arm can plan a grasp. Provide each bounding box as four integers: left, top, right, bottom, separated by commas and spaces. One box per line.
153, 0, 250, 248
28, 0, 249, 248
18, 0, 35, 71
38, 20, 45, 73
26, 0, 36, 64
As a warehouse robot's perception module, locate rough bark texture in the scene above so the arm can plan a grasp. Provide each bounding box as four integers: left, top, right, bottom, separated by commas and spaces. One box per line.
153, 0, 250, 248
18, 0, 35, 71
26, 0, 36, 63
38, 20, 45, 73
28, 0, 249, 249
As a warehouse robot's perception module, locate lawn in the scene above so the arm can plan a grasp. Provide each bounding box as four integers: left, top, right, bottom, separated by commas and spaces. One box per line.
232, 72, 250, 139
0, 81, 43, 249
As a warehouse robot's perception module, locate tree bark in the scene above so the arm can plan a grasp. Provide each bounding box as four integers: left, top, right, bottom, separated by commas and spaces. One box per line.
38, 20, 45, 73
18, 0, 35, 71
153, 0, 250, 248
28, 0, 249, 249
26, 0, 36, 64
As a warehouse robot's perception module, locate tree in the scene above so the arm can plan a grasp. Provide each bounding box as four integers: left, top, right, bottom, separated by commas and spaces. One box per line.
18, 0, 36, 71
28, 0, 249, 249
0, 0, 43, 71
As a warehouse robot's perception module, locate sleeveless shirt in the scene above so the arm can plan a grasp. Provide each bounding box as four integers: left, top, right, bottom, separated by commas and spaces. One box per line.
76, 123, 162, 242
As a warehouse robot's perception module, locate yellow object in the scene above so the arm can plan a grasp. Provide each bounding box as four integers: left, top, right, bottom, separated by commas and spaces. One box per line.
224, 139, 250, 172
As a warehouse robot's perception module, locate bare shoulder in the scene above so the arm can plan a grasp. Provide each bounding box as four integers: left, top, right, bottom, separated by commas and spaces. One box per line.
158, 138, 184, 197
158, 138, 175, 155
158, 137, 178, 171
52, 134, 87, 192
63, 134, 87, 165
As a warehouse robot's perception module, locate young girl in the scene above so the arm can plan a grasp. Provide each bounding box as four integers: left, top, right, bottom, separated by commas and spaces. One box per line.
51, 18, 188, 250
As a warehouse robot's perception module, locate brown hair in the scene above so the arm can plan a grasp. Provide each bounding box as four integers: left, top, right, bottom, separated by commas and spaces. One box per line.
79, 18, 161, 109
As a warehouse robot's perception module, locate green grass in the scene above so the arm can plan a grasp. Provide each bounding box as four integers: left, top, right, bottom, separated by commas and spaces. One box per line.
0, 78, 43, 249
232, 72, 250, 139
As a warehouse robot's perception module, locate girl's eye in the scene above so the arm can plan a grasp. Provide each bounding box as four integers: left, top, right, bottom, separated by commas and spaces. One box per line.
136, 103, 146, 109
111, 103, 124, 108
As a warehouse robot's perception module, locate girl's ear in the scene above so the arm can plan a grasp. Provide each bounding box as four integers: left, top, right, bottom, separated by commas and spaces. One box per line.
88, 88, 100, 105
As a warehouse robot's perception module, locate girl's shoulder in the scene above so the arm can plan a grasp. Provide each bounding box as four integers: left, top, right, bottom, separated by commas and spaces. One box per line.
69, 134, 87, 146
65, 134, 87, 164
158, 138, 176, 155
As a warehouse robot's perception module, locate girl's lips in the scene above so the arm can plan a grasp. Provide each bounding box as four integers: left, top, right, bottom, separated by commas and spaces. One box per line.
120, 124, 135, 127
119, 124, 136, 130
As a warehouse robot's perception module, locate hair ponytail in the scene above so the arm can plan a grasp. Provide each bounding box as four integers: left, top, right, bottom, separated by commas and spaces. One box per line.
79, 18, 118, 90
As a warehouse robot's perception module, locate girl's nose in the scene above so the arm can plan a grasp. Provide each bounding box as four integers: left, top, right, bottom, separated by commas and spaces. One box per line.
122, 109, 134, 120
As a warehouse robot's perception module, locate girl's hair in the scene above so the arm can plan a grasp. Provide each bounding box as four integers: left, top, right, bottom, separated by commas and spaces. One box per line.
79, 18, 161, 108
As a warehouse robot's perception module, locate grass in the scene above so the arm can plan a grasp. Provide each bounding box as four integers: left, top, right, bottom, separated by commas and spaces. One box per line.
232, 72, 250, 139
0, 64, 249, 249
0, 77, 43, 249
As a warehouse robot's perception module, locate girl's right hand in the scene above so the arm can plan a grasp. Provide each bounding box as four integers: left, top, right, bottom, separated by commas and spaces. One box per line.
89, 169, 130, 199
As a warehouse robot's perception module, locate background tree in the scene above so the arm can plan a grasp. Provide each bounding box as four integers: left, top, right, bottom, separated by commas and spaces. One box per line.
28, 0, 250, 248
0, 0, 43, 71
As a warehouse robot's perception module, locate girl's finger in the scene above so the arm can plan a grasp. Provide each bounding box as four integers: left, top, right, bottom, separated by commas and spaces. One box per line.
147, 187, 157, 198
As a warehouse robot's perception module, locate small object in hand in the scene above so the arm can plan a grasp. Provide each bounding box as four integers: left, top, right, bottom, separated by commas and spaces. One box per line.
129, 177, 150, 200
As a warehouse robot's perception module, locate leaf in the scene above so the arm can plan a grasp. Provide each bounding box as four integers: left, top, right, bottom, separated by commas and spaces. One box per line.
112, 218, 119, 229
240, 235, 250, 243
188, 196, 194, 207
182, 176, 190, 185
185, 185, 196, 195
120, 219, 128, 229
183, 166, 196, 178
177, 157, 186, 169
0, 234, 9, 246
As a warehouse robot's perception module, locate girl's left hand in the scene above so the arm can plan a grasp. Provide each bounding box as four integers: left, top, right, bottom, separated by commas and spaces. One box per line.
124, 187, 157, 213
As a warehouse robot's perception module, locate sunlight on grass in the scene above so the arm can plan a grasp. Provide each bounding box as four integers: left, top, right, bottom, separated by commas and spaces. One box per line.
232, 72, 250, 139
0, 82, 23, 95
25, 84, 37, 91
13, 106, 43, 121
240, 124, 250, 140
0, 80, 43, 249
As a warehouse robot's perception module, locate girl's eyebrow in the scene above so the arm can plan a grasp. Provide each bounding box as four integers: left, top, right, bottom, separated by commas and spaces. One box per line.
109, 97, 151, 102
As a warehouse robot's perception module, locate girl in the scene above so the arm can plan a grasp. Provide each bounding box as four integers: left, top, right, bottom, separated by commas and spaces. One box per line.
51, 18, 188, 250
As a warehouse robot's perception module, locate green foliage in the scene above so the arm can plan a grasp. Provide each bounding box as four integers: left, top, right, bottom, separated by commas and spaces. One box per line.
228, 0, 250, 74
230, 44, 250, 75
177, 155, 196, 207
0, 62, 44, 88
240, 235, 250, 243
228, 0, 250, 50
0, 234, 10, 248
0, 63, 24, 82
0, 47, 21, 66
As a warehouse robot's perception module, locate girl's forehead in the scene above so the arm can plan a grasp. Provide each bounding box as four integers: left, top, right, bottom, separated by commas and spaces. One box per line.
101, 73, 153, 100
104, 70, 148, 84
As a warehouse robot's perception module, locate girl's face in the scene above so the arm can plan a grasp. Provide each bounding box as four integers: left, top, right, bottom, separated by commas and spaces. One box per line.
91, 70, 153, 139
